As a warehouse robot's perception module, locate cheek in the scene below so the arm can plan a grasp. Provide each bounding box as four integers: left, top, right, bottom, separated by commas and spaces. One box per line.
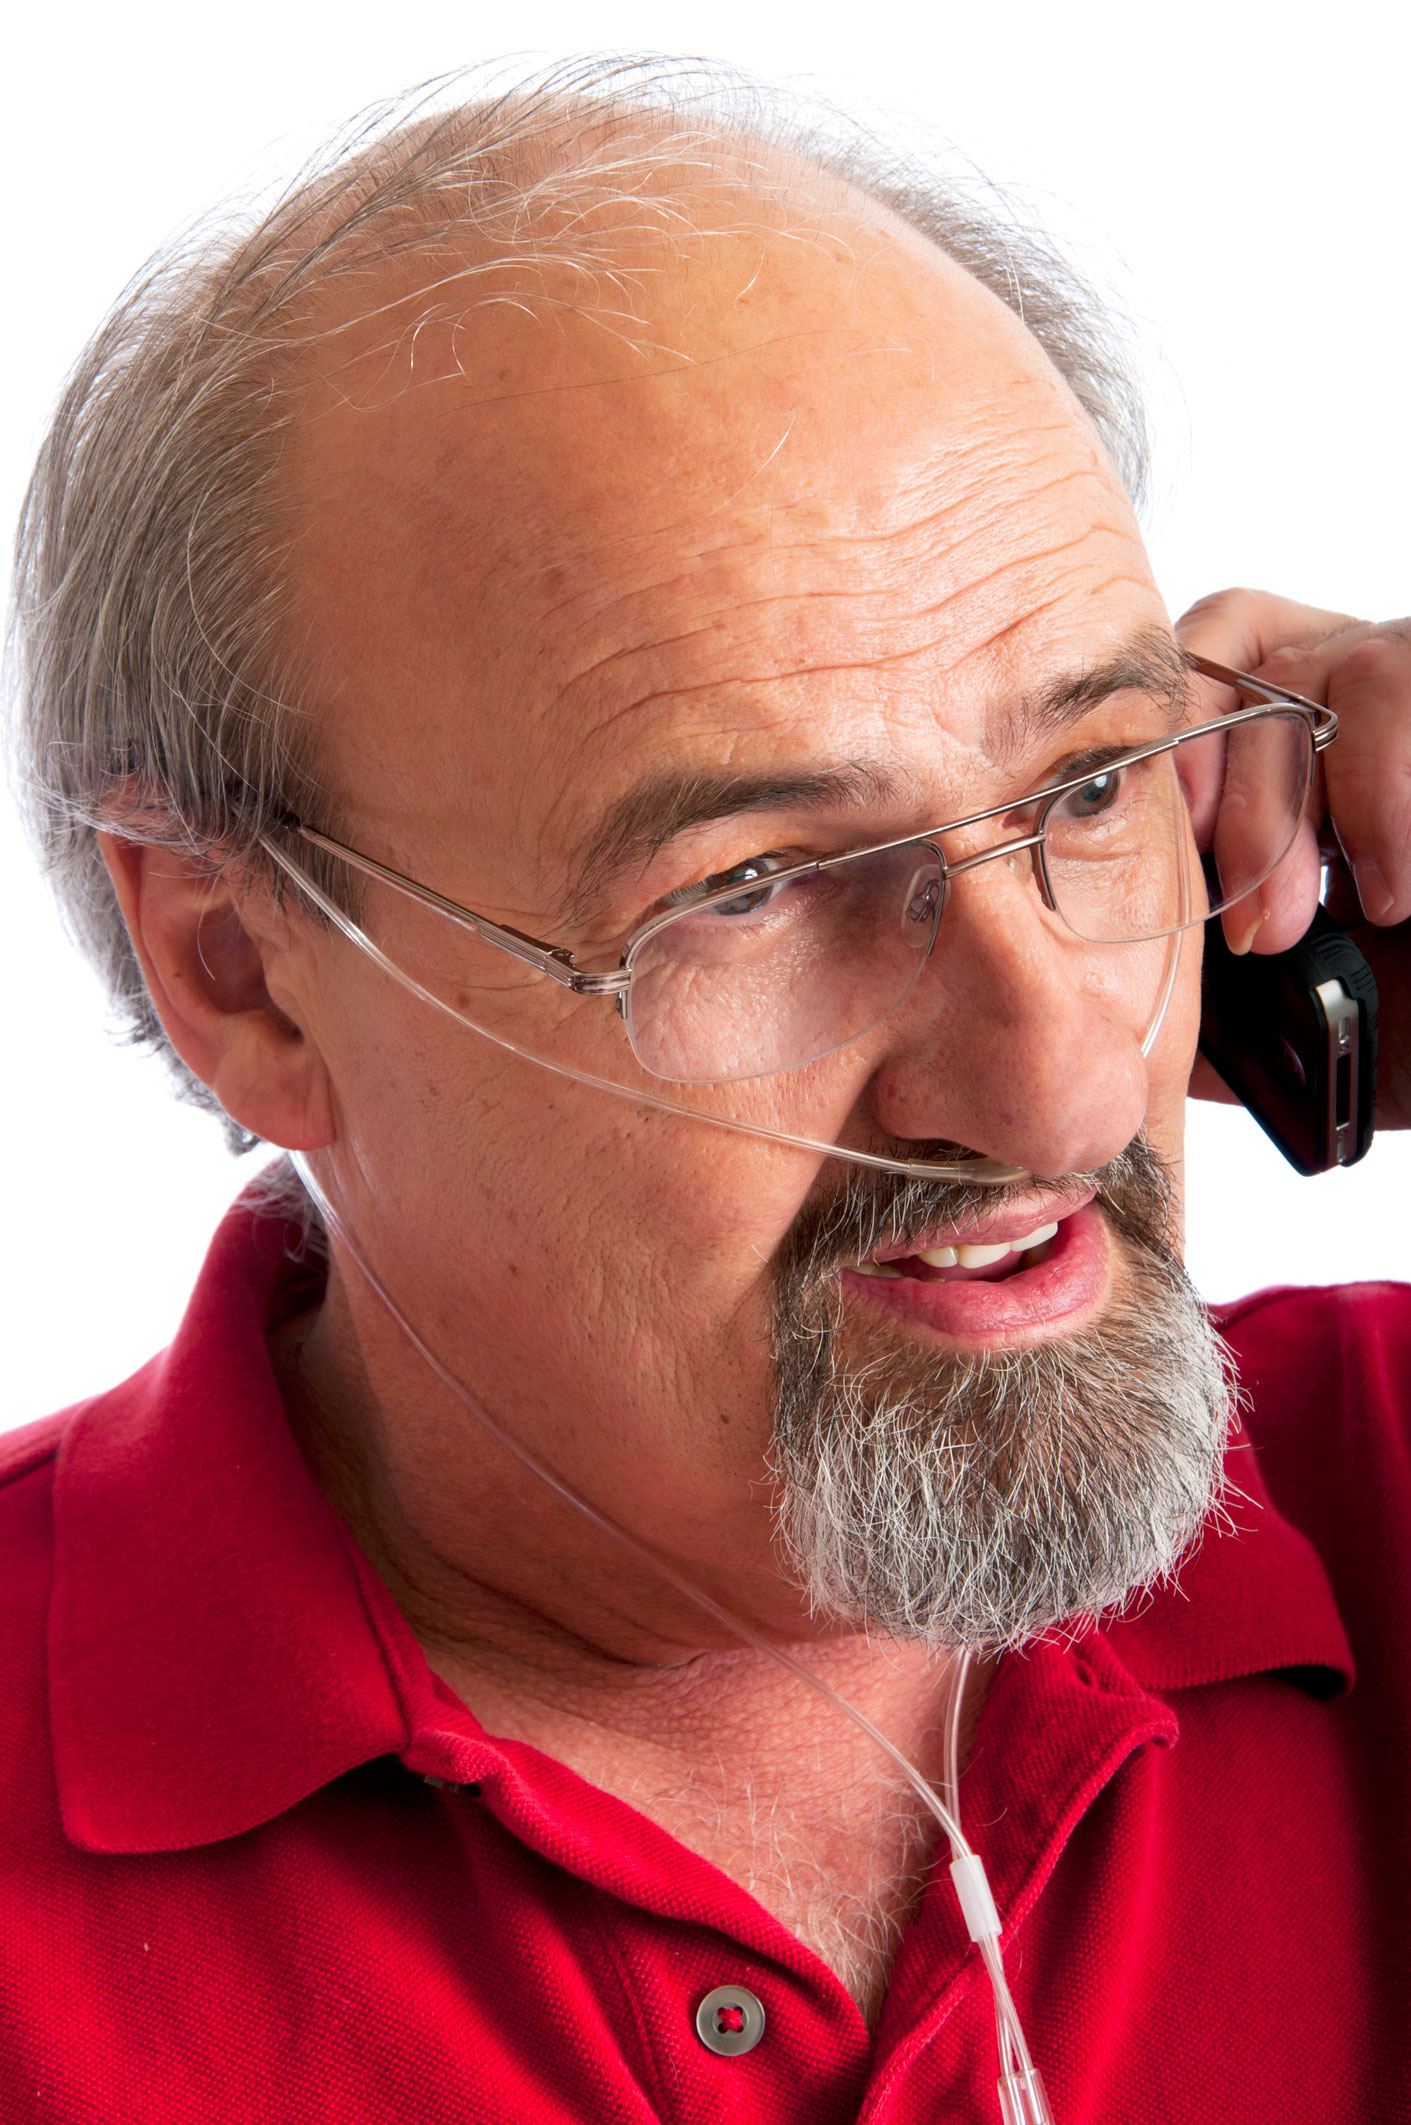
318, 975, 806, 1377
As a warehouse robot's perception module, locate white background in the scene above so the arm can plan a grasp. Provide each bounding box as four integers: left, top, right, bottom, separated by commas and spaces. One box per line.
3, 0, 1408, 1431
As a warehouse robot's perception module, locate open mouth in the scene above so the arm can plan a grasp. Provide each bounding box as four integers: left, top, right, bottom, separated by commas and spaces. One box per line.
853, 1218, 1061, 1283
840, 1198, 1108, 1340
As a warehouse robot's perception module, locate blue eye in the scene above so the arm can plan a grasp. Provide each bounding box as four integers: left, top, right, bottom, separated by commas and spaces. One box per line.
672, 855, 791, 917
1062, 768, 1124, 820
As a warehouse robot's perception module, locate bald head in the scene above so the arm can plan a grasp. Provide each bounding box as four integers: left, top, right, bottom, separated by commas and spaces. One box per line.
14, 59, 1149, 1123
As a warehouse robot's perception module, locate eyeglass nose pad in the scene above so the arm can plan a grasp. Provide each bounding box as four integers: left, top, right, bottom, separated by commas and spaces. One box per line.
903, 859, 946, 950
1029, 831, 1060, 914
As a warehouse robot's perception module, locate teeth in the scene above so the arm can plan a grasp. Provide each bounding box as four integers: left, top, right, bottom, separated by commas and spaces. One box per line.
956, 1221, 1060, 1268
930, 1221, 1061, 1271
857, 1218, 1064, 1281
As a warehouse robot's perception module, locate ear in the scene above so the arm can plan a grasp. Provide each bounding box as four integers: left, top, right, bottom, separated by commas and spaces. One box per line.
97, 833, 336, 1151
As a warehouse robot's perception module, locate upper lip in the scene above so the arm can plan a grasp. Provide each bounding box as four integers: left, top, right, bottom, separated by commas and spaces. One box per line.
866, 1188, 1095, 1263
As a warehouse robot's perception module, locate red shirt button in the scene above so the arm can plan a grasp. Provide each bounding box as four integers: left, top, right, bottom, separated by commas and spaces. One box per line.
695, 1986, 766, 2056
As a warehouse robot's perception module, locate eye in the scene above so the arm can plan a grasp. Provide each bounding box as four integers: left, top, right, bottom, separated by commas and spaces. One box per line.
1057, 766, 1125, 820
666, 853, 792, 917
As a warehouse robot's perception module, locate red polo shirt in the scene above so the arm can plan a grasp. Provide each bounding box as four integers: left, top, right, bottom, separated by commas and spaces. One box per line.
2, 1197, 1408, 2124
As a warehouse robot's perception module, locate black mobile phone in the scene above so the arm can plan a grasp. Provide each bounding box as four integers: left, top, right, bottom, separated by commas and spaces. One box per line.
1198, 903, 1379, 1176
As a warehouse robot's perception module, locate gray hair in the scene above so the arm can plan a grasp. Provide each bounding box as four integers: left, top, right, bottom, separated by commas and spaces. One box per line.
770, 1138, 1233, 1648
7, 55, 1150, 1146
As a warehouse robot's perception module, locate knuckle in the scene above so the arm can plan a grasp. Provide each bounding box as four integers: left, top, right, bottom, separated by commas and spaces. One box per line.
1332, 632, 1411, 695
1178, 585, 1259, 626
1258, 640, 1307, 677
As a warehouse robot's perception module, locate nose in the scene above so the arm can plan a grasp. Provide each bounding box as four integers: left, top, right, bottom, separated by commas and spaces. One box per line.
864, 856, 1157, 1178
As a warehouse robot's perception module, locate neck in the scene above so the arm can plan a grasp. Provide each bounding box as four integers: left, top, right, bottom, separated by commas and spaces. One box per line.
268, 1278, 992, 2024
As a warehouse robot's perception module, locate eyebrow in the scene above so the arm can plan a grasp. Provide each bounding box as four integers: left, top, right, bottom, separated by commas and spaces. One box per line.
1011, 628, 1190, 751
568, 628, 1189, 915
569, 760, 905, 916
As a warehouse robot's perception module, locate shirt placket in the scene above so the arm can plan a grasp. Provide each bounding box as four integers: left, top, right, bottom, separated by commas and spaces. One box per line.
859, 1632, 1179, 2124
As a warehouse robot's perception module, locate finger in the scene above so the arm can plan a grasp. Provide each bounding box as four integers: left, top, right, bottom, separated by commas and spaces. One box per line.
1216, 711, 1323, 953
1178, 594, 1411, 931
1175, 586, 1360, 673
1176, 703, 1323, 954
1257, 626, 1411, 924
1317, 633, 1411, 925
1232, 811, 1323, 956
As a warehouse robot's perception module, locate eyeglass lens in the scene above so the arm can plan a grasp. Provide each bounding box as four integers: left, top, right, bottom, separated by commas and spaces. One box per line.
1042, 710, 1313, 945
624, 842, 943, 1082
622, 711, 1314, 1085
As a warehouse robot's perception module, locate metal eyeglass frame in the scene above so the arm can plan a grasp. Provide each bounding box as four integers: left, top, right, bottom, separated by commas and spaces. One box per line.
287, 654, 1336, 1083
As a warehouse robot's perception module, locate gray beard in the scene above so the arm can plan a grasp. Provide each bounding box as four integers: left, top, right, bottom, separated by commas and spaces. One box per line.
769, 1139, 1234, 1650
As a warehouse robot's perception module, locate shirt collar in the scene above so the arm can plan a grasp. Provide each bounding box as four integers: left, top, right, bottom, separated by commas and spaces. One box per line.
48, 1194, 1352, 1856
1101, 1419, 1353, 1699
49, 1196, 410, 1853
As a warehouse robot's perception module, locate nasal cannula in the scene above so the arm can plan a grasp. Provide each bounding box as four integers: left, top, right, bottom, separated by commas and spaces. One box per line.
271, 837, 1190, 2125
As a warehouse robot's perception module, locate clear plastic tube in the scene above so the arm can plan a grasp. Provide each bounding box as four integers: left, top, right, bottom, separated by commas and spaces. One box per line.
941, 1646, 1054, 2125
250, 693, 1199, 2125
1137, 837, 1191, 1062
290, 1151, 1055, 2122
259, 821, 1184, 2122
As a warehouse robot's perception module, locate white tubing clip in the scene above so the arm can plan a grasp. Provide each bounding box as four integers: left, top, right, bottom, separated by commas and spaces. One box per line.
998, 2065, 1053, 2125
949, 1851, 1003, 1943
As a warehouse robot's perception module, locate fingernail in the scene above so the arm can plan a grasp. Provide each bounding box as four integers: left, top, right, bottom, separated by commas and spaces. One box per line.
1352, 857, 1395, 922
1226, 907, 1266, 956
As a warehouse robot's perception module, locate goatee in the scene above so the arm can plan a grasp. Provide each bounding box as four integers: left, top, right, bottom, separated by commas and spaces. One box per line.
769, 1138, 1234, 1650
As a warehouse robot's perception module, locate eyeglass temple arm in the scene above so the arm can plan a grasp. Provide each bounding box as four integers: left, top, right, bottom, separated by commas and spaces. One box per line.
295, 661, 1331, 991
294, 826, 631, 996
1183, 652, 1339, 752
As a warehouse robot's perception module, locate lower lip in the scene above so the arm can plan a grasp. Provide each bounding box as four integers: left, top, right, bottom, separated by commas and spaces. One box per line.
840, 1202, 1109, 1341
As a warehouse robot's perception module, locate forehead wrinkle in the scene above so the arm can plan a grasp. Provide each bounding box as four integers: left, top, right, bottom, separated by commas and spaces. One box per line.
546, 515, 1134, 724
522, 410, 1099, 635
541, 435, 1131, 656
534, 515, 1155, 888
552, 549, 1130, 741
531, 507, 955, 646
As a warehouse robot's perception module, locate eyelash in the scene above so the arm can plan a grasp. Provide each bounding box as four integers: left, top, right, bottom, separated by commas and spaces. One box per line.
1038, 742, 1136, 790
659, 850, 794, 910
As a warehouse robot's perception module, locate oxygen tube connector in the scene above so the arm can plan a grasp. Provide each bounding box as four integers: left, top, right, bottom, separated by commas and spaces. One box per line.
941, 1648, 1054, 2125
950, 1855, 1052, 2123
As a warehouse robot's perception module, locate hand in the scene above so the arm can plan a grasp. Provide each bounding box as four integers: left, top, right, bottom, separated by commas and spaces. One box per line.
1176, 588, 1411, 1129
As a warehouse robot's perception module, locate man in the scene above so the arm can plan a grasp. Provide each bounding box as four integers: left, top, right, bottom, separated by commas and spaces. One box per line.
4, 61, 1408, 2124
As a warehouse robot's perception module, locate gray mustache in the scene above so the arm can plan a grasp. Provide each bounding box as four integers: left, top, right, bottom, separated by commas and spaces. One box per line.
774, 1135, 1175, 1289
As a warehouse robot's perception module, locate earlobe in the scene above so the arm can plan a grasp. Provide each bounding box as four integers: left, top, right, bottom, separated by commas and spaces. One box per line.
96, 831, 336, 1151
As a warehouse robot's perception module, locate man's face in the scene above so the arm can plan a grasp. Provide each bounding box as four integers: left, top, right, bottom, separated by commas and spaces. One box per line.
275, 184, 1217, 1640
